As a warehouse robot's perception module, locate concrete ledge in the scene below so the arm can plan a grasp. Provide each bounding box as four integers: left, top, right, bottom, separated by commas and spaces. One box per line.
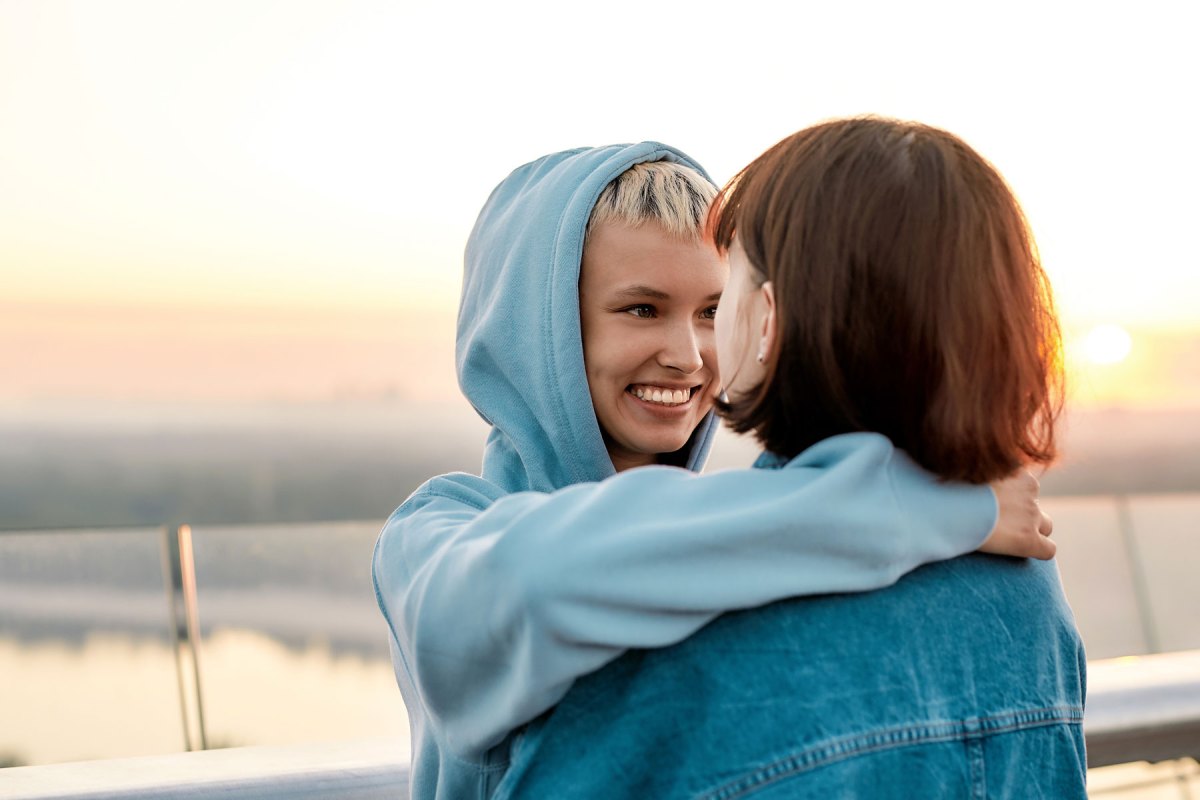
1084, 649, 1200, 767
0, 738, 408, 800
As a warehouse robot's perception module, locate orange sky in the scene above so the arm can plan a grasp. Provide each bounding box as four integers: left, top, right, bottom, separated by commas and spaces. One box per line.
0, 301, 455, 405
2, 1, 1197, 411
4, 299, 1197, 413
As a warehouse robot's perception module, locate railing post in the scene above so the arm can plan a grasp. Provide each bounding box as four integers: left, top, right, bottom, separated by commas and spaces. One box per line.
161, 523, 208, 751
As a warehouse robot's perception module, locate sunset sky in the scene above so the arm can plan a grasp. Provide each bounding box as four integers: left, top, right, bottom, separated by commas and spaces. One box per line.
3, 0, 1198, 412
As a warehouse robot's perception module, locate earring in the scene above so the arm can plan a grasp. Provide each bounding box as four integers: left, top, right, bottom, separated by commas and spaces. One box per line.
756, 350, 765, 364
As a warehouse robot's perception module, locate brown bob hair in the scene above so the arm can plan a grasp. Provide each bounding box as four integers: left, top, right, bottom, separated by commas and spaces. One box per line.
710, 117, 1063, 484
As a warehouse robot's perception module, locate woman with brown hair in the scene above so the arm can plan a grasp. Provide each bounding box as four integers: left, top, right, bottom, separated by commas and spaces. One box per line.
492, 117, 1086, 799
375, 140, 1056, 800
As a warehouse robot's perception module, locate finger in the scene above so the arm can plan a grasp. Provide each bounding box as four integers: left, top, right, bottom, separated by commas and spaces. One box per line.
1036, 536, 1057, 561
1038, 510, 1053, 537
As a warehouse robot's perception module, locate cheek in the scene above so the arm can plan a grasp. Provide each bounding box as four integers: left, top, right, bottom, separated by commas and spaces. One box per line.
715, 279, 739, 344
584, 321, 647, 384
715, 311, 730, 358
715, 310, 738, 376
699, 327, 720, 383
716, 301, 758, 392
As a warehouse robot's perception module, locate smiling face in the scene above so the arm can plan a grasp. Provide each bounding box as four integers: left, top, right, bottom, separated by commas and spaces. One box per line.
579, 220, 728, 472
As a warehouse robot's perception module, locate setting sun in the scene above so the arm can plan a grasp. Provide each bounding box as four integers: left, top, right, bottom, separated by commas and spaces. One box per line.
1083, 324, 1133, 366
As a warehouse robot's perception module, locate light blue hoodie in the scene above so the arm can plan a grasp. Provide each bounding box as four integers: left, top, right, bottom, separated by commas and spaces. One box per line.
371, 142, 1000, 800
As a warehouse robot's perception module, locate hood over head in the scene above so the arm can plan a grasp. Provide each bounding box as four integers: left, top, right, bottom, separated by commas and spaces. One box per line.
457, 142, 720, 493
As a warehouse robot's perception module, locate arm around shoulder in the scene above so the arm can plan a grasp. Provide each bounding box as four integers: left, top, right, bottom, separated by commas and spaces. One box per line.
371, 434, 997, 758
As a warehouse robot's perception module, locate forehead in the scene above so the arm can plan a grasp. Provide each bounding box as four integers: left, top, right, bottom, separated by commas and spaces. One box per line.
726, 238, 754, 275
580, 221, 726, 296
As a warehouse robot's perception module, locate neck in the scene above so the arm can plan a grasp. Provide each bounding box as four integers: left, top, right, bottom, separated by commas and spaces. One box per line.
607, 449, 656, 473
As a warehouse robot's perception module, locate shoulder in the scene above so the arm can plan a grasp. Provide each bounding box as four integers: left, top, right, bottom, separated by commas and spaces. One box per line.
373, 472, 508, 582
781, 432, 897, 470
390, 472, 508, 518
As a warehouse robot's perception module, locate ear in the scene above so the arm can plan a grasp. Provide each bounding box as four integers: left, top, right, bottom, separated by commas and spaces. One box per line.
758, 281, 777, 363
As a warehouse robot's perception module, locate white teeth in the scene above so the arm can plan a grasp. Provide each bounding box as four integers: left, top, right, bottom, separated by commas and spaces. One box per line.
629, 385, 692, 406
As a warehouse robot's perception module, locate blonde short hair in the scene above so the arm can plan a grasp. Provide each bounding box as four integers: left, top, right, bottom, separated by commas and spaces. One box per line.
586, 160, 716, 242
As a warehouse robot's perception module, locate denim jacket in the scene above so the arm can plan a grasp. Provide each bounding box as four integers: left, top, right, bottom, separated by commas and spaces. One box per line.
493, 554, 1088, 799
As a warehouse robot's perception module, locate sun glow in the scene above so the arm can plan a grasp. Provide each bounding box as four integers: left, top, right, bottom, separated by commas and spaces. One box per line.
1083, 324, 1133, 366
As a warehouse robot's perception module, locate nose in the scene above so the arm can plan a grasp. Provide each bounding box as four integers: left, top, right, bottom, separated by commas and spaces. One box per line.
657, 318, 705, 375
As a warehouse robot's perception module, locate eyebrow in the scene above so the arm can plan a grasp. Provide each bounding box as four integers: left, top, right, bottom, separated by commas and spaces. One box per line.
615, 285, 670, 300
615, 285, 722, 303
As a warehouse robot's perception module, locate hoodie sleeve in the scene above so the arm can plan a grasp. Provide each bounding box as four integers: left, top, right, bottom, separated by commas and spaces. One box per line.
371, 433, 996, 762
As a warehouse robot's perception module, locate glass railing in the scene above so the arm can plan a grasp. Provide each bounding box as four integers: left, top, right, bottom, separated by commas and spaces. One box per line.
0, 521, 408, 768
1, 492, 1198, 797
0, 526, 186, 766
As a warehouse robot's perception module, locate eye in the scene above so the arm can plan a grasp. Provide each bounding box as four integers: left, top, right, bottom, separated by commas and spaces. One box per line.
623, 304, 656, 319
700, 305, 718, 321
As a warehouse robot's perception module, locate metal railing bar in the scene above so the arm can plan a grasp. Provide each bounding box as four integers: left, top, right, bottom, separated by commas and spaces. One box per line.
1085, 650, 1200, 768
1116, 495, 1163, 654
160, 525, 193, 752
160, 525, 208, 752
1088, 759, 1200, 795
178, 525, 208, 751
0, 524, 163, 535
0, 738, 410, 800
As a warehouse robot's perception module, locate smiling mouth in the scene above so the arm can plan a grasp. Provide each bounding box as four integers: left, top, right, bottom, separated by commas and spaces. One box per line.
626, 383, 702, 407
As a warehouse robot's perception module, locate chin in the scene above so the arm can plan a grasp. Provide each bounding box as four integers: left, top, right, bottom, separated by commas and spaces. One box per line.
629, 428, 695, 457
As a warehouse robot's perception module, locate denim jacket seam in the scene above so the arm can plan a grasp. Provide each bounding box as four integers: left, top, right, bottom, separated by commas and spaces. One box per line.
696, 706, 1085, 800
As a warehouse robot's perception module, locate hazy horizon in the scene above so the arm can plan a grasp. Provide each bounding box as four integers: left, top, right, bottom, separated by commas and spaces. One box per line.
5, 299, 1200, 414
2, 399, 1199, 533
